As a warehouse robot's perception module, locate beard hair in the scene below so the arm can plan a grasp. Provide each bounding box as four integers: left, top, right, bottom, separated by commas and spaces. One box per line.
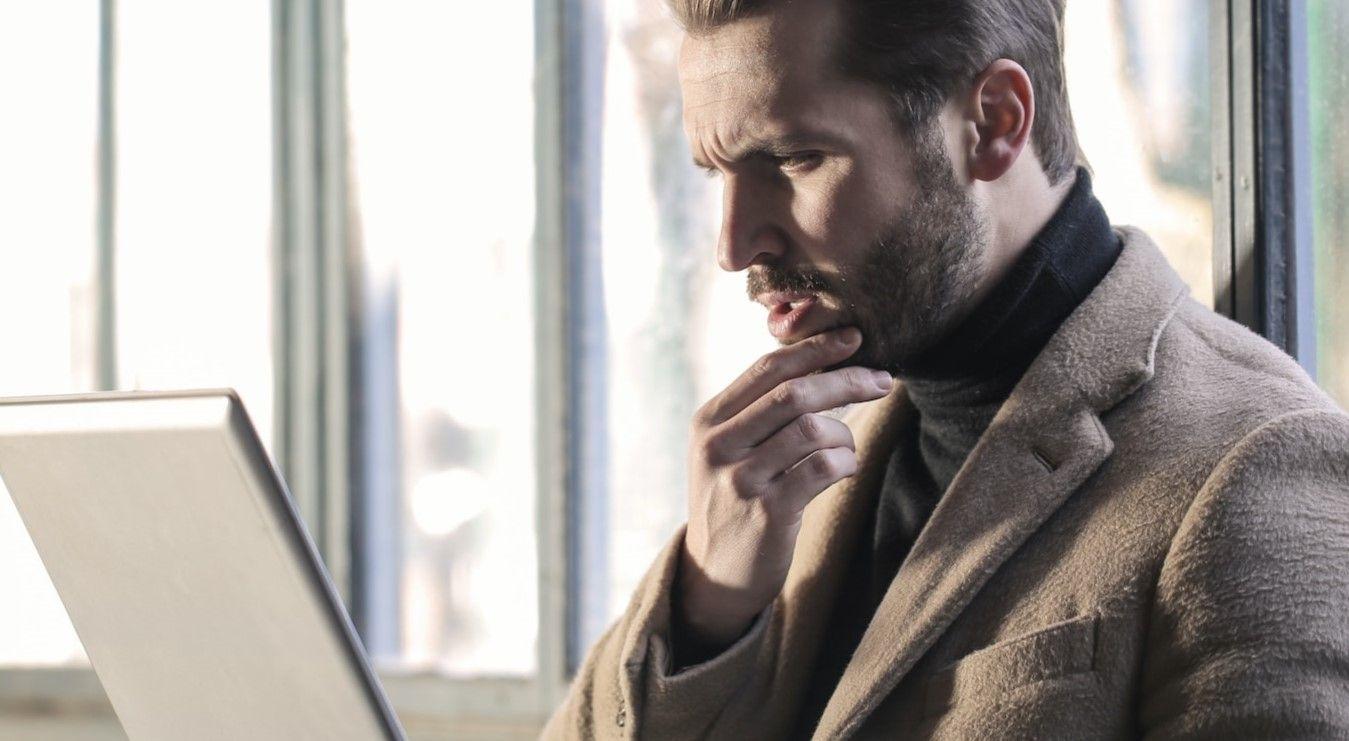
743, 120, 988, 376
844, 125, 986, 375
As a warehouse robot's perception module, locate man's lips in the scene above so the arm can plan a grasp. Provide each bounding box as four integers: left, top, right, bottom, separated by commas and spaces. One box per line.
759, 292, 821, 340
754, 290, 817, 311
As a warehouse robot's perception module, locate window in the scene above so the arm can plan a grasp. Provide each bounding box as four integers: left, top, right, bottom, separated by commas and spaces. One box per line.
1064, 0, 1214, 303
0, 3, 99, 670
1310, 0, 1349, 406
0, 0, 273, 729
588, 0, 774, 652
0, 1, 1340, 737
113, 1, 275, 448
344, 0, 540, 676
0, 0, 274, 673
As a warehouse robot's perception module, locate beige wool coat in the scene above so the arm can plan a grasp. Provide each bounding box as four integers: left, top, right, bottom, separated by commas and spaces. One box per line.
542, 227, 1349, 739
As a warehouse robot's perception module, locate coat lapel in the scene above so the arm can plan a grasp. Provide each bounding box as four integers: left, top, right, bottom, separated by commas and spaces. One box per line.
811, 227, 1190, 738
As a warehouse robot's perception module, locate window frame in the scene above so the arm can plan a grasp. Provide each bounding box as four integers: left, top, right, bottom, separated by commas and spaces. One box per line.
0, 0, 1325, 735
1220, 0, 1317, 371
269, 0, 576, 730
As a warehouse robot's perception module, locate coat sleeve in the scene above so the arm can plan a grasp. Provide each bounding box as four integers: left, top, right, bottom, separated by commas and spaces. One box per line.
1139, 408, 1349, 738
540, 524, 774, 740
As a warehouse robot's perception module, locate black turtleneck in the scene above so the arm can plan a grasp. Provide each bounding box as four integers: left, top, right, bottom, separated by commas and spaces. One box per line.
874, 168, 1116, 601
906, 166, 1122, 382
896, 166, 1120, 492
869, 166, 1121, 603
793, 167, 1121, 737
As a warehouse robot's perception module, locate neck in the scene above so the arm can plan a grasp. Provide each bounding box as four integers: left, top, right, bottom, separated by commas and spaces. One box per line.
966, 165, 1079, 316
893, 166, 1120, 491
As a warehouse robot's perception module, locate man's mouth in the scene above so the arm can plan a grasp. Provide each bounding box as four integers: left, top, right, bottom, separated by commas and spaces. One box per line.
758, 291, 821, 341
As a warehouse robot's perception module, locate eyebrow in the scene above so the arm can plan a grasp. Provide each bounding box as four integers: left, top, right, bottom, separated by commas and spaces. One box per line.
690, 130, 845, 171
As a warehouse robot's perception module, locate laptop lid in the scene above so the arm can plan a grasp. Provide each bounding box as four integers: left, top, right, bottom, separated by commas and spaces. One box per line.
0, 389, 405, 740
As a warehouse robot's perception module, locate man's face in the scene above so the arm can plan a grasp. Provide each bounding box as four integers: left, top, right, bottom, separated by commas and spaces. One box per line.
677, 0, 988, 375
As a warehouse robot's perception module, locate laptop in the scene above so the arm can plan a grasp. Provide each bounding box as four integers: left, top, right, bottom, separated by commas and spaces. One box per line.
0, 389, 405, 740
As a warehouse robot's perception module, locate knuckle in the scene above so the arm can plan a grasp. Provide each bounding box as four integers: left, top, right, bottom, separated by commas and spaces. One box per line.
810, 450, 840, 478
774, 379, 808, 409
845, 366, 876, 392
810, 448, 854, 479
795, 413, 822, 441
806, 330, 841, 355
695, 433, 729, 467
691, 402, 716, 429
727, 463, 758, 495
808, 415, 850, 449
748, 354, 779, 384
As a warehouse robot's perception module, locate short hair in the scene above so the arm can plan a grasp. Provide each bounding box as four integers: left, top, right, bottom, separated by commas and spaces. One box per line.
669, 0, 1080, 185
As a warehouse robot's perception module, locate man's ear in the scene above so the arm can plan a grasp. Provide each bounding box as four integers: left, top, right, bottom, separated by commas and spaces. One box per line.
965, 59, 1035, 182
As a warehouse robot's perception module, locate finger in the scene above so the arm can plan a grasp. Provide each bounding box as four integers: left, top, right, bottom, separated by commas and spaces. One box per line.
696, 327, 862, 426
721, 365, 892, 448
767, 446, 857, 515
737, 413, 855, 484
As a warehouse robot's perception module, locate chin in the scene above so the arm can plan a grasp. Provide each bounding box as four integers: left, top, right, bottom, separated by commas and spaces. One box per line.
848, 338, 919, 378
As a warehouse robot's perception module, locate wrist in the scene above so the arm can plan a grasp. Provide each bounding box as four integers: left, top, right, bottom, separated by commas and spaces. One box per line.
674, 547, 759, 648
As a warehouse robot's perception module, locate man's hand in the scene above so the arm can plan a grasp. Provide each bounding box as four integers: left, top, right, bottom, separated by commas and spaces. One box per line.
675, 326, 894, 651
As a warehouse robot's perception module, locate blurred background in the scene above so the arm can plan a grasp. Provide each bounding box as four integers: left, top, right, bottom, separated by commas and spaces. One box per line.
0, 0, 1344, 738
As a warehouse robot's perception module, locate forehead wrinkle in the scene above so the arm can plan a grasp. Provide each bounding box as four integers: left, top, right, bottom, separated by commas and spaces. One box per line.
683, 95, 747, 115
680, 1, 853, 168
682, 73, 774, 158
690, 118, 756, 166
682, 65, 753, 86
681, 59, 778, 101
678, 24, 786, 91
686, 90, 851, 161
681, 47, 827, 129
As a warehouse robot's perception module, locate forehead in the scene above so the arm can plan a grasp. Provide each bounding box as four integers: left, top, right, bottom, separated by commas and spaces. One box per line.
677, 1, 851, 142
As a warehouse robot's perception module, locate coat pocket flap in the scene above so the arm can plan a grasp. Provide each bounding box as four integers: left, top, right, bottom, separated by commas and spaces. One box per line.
922, 611, 1099, 718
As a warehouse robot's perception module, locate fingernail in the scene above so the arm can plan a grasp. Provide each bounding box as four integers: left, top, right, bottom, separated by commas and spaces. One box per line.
837, 327, 861, 346
872, 370, 893, 390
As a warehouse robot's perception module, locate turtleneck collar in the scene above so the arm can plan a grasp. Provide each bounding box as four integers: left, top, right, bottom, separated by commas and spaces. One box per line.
897, 167, 1121, 492
906, 167, 1119, 381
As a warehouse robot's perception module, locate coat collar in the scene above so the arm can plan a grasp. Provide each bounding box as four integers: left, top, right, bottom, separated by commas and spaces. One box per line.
801, 227, 1190, 738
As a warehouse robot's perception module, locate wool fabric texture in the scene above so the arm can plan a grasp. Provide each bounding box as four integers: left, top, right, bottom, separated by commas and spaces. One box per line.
543, 227, 1349, 739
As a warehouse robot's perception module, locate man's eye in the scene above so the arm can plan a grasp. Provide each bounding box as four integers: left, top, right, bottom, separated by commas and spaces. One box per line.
775, 153, 822, 173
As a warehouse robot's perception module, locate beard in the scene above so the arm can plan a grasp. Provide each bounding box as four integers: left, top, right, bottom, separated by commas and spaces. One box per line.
746, 121, 987, 376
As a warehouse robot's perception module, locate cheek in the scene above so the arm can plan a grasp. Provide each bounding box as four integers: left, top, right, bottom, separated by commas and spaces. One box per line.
790, 170, 890, 266
784, 181, 835, 245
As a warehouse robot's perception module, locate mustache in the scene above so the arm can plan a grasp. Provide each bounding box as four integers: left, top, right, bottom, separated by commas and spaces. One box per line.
745, 264, 835, 301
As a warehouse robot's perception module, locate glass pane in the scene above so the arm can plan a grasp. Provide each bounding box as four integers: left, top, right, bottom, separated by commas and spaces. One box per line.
114, 0, 275, 449
1064, 0, 1214, 303
0, 4, 100, 667
597, 0, 773, 635
591, 0, 1220, 643
0, 2, 274, 670
345, 0, 539, 675
1310, 1, 1349, 405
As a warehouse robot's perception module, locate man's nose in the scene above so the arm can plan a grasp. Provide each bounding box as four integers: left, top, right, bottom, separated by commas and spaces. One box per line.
716, 176, 787, 272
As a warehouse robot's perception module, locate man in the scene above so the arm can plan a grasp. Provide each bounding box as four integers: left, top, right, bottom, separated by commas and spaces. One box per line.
544, 0, 1349, 738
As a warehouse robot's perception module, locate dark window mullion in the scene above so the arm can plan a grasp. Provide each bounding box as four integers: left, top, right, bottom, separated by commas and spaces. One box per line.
271, 0, 354, 600
556, 0, 610, 679
1255, 0, 1315, 369
533, 0, 575, 707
